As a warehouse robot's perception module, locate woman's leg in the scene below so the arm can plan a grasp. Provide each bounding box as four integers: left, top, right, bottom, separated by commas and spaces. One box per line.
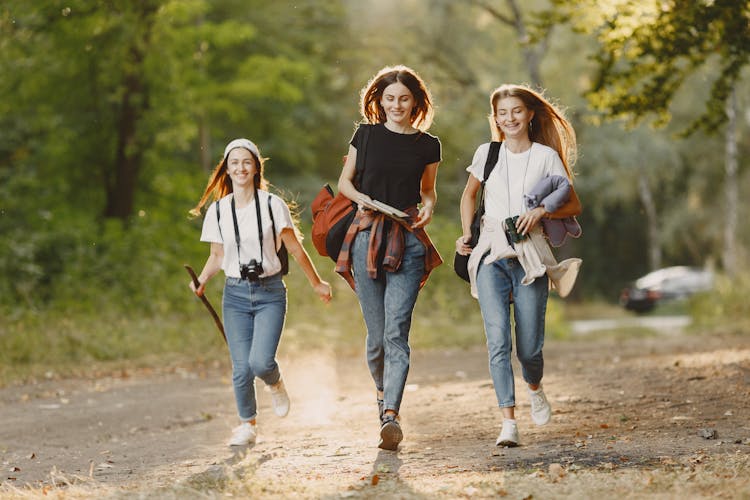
351, 231, 387, 396
381, 231, 425, 414
476, 257, 515, 409
511, 262, 552, 426
510, 264, 548, 387
223, 279, 257, 422
247, 276, 287, 386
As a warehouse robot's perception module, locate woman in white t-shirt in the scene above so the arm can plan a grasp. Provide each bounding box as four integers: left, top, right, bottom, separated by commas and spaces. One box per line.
456, 85, 578, 448
189, 138, 332, 447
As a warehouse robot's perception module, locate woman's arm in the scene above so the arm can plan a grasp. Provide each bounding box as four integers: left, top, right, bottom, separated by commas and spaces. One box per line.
412, 162, 439, 229
280, 228, 332, 303
456, 176, 481, 255
337, 145, 373, 207
189, 243, 224, 296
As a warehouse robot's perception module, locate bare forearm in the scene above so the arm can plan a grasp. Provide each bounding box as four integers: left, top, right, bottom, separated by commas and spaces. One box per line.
290, 242, 323, 287
460, 192, 476, 236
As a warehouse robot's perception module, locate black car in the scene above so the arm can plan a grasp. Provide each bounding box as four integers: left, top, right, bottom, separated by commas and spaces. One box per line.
620, 266, 714, 313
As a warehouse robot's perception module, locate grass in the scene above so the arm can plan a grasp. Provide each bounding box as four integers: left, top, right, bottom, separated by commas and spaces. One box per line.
1, 450, 748, 499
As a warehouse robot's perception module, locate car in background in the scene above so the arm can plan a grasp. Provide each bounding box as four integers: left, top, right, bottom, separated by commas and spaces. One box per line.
619, 266, 714, 313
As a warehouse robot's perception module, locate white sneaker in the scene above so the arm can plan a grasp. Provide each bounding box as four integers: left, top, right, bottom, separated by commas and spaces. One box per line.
270, 379, 290, 417
496, 419, 519, 447
228, 423, 257, 446
528, 385, 552, 425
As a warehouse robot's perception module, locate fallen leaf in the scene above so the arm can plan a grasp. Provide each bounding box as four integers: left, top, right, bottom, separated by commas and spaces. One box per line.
548, 463, 565, 481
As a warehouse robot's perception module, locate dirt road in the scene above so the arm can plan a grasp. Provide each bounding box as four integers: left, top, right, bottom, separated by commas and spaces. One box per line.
1, 331, 749, 498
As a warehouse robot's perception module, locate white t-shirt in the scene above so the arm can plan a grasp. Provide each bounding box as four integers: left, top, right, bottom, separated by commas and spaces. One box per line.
466, 142, 567, 220
200, 190, 294, 278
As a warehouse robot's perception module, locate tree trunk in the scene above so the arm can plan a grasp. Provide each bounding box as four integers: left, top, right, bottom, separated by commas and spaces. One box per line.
722, 86, 738, 273
103, 4, 157, 221
505, 0, 543, 88
638, 173, 661, 271
474, 0, 547, 88
105, 51, 146, 220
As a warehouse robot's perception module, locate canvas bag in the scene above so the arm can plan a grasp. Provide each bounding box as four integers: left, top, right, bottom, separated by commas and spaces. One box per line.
311, 125, 370, 262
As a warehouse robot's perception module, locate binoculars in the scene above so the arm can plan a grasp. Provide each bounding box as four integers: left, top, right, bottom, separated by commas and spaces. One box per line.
505, 216, 527, 244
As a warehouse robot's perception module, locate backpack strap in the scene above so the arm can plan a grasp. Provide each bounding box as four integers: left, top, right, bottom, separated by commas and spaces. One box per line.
215, 200, 223, 241
476, 141, 502, 216
482, 141, 502, 185
267, 194, 279, 249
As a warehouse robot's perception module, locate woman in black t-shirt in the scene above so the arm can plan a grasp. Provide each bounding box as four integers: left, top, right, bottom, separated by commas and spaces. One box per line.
337, 65, 442, 451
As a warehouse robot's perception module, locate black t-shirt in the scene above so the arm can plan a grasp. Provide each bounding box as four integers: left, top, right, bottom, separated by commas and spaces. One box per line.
350, 123, 441, 210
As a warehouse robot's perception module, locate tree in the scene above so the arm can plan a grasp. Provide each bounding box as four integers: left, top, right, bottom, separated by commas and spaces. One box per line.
546, 0, 749, 273
0, 0, 353, 222
470, 0, 551, 88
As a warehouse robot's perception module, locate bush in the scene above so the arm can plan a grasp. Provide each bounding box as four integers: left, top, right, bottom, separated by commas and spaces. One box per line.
0, 210, 574, 385
689, 272, 750, 334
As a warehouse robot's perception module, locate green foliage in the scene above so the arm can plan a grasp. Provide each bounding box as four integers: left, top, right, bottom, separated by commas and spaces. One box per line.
1, 1, 748, 382
689, 273, 750, 334
545, 0, 750, 133
0, 213, 574, 385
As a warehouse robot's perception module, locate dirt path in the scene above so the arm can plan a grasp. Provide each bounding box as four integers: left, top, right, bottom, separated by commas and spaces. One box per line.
1, 331, 749, 498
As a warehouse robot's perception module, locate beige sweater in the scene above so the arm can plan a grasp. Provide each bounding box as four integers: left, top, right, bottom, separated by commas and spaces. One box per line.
466, 216, 582, 299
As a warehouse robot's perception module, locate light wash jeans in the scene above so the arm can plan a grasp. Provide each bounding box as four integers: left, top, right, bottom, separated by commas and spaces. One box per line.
352, 229, 425, 414
222, 274, 287, 421
476, 255, 548, 408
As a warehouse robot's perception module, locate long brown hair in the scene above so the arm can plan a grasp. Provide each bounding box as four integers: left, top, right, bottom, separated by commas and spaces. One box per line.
189, 148, 267, 217
360, 65, 435, 131
489, 84, 577, 180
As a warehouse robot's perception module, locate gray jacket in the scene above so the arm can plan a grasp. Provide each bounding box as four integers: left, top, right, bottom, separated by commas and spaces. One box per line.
524, 175, 582, 247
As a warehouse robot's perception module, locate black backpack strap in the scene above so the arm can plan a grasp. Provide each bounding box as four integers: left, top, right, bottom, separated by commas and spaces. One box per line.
482, 141, 502, 185
267, 194, 279, 249
215, 200, 223, 241
477, 141, 502, 215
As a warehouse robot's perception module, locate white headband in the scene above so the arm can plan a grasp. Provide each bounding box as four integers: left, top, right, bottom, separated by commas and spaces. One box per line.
223, 138, 260, 161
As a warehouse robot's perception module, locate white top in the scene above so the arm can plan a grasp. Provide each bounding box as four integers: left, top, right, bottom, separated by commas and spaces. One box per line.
200, 190, 294, 278
466, 142, 567, 220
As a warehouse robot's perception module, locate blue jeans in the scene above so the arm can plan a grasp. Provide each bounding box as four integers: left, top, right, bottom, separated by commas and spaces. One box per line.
352, 229, 425, 414
222, 274, 287, 421
476, 256, 548, 408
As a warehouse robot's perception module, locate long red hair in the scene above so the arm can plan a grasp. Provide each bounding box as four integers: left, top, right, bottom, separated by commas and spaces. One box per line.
489, 84, 577, 180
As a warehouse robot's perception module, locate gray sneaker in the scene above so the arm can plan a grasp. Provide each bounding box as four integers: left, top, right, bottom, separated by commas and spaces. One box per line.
270, 379, 290, 417
228, 423, 257, 446
378, 414, 403, 451
528, 385, 551, 426
496, 419, 519, 447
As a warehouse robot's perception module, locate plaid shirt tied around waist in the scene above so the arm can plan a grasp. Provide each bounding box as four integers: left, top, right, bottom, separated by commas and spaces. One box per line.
335, 206, 443, 291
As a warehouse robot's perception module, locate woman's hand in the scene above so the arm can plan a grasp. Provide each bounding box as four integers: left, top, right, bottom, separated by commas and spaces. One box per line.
516, 206, 546, 236
189, 278, 206, 297
455, 235, 473, 256
412, 204, 433, 229
356, 193, 374, 210
314, 280, 333, 303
